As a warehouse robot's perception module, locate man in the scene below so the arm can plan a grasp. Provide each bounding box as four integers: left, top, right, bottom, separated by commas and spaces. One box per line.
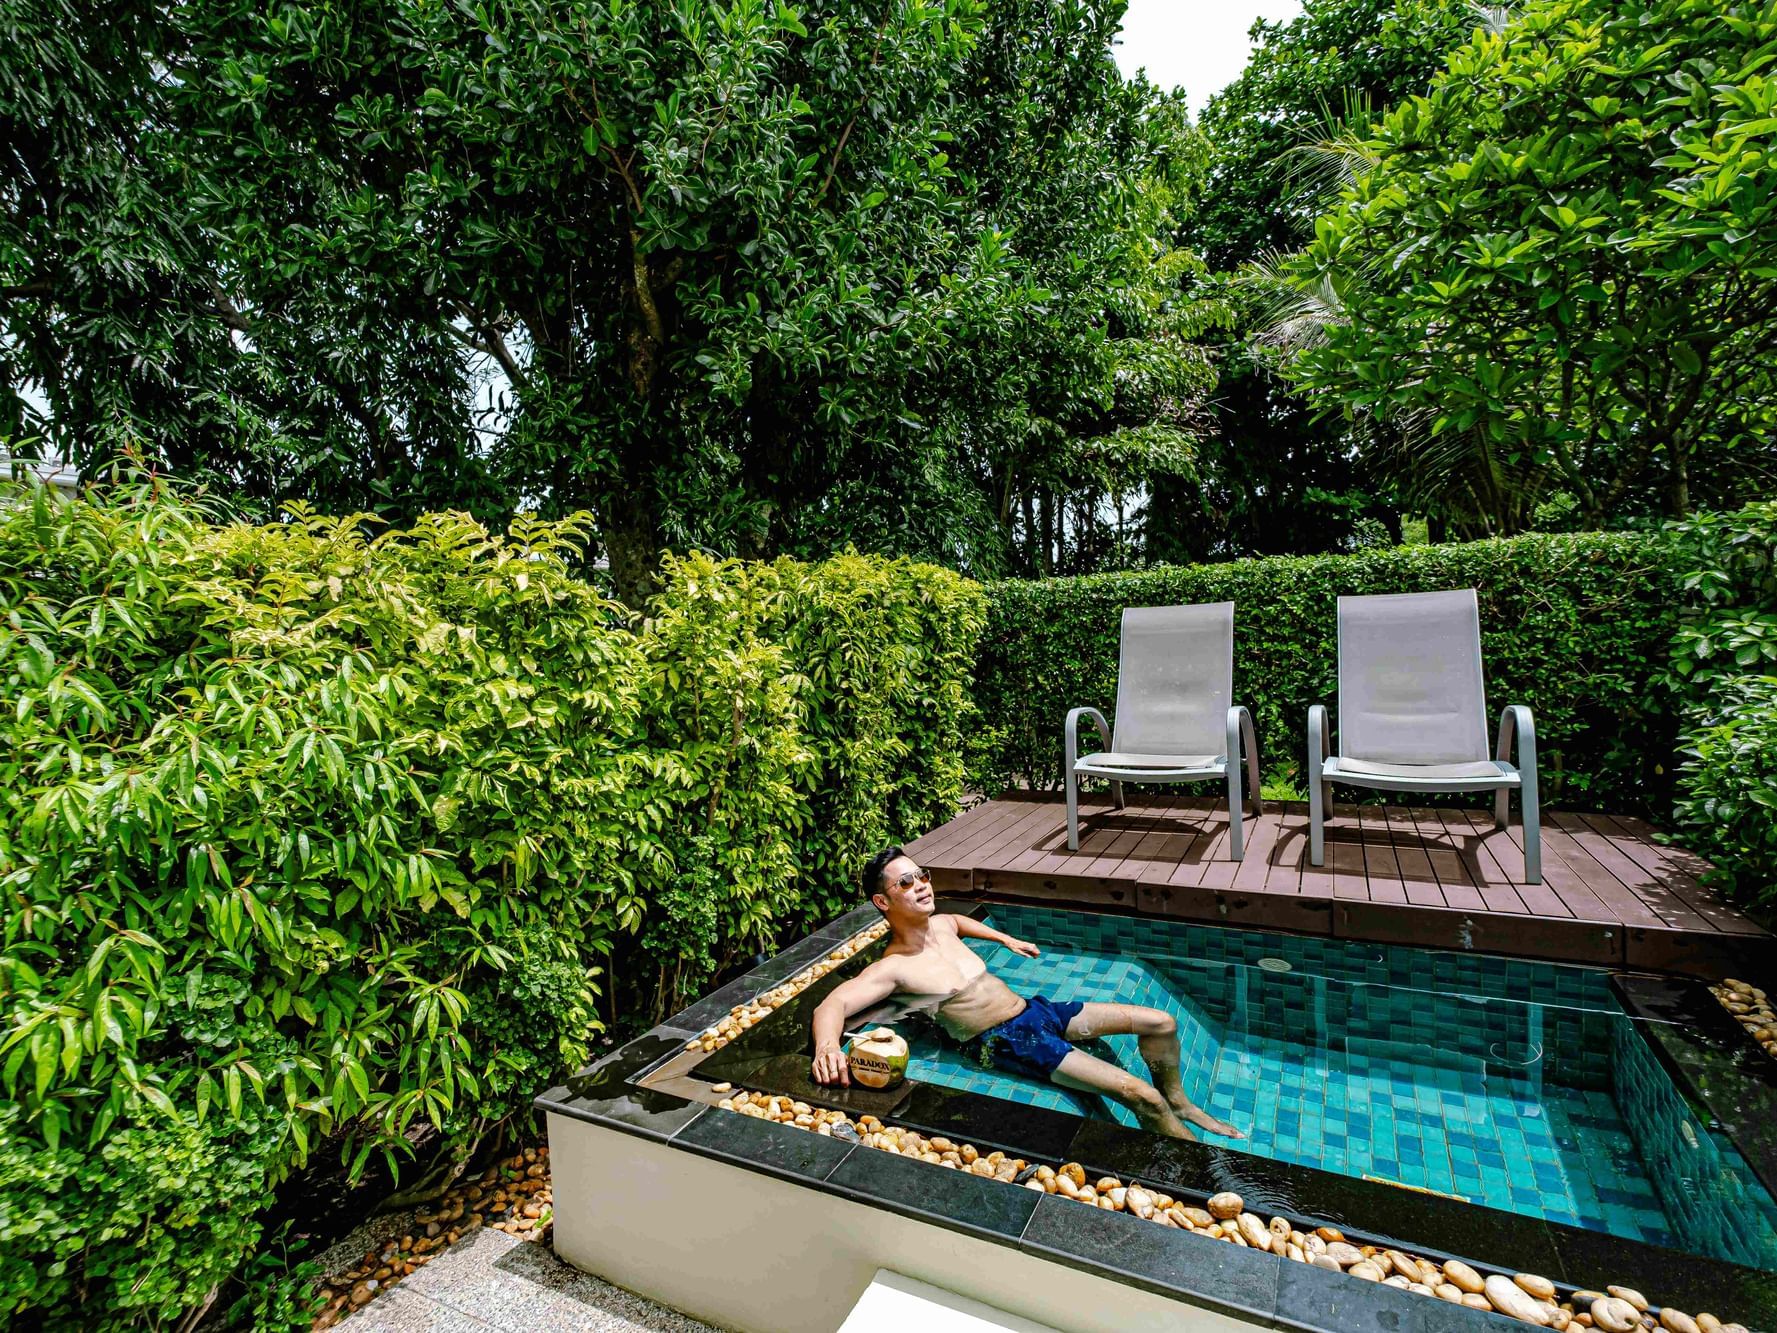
810, 846, 1243, 1141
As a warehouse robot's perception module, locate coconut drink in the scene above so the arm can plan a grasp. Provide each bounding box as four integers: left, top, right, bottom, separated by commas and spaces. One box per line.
846, 1026, 909, 1089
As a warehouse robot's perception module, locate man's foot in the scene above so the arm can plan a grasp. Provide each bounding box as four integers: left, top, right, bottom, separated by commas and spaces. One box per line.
1168, 1093, 1243, 1138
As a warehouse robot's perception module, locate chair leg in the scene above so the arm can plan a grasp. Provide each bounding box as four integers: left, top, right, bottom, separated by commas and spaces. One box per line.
1111, 778, 1126, 810
1494, 786, 1509, 829
1226, 764, 1245, 861
1308, 764, 1325, 867
1521, 774, 1541, 886
1066, 765, 1081, 851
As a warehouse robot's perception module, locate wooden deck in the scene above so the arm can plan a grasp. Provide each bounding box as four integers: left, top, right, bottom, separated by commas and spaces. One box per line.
904, 793, 1772, 979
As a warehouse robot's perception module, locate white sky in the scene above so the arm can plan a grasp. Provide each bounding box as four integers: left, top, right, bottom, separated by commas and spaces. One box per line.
1113, 0, 1306, 112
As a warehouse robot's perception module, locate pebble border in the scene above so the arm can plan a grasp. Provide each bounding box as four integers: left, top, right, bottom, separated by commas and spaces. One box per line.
1712, 979, 1777, 1061
716, 1088, 1752, 1332
683, 919, 890, 1053
691, 919, 1758, 1332
308, 930, 1764, 1329
310, 1147, 554, 1329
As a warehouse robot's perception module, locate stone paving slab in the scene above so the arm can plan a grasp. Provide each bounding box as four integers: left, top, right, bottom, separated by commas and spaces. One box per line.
341, 1229, 718, 1333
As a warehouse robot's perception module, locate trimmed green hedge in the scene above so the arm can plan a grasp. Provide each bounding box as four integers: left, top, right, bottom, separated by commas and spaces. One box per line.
1, 486, 640, 1327
1669, 503, 1777, 907
971, 532, 1680, 810
0, 481, 982, 1329
623, 550, 985, 1019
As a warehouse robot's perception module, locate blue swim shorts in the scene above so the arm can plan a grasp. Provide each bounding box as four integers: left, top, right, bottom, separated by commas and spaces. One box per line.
976, 994, 1083, 1080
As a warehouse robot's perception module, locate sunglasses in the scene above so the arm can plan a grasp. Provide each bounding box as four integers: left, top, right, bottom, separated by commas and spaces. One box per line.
886, 867, 932, 892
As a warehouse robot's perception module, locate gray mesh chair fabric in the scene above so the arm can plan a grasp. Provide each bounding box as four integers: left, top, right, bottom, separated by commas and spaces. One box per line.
1307, 588, 1541, 883
1113, 604, 1234, 759
1065, 602, 1261, 858
1337, 591, 1490, 765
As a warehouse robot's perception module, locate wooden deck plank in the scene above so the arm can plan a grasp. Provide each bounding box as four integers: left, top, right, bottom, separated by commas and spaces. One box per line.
1447, 806, 1582, 920
1327, 805, 1372, 902
1298, 798, 1335, 899
1258, 806, 1314, 898
1528, 814, 1664, 929
1401, 805, 1488, 912
909, 793, 1766, 975
912, 790, 1040, 864
904, 795, 1007, 861
1230, 802, 1288, 895
967, 798, 1071, 874
1198, 796, 1247, 894
1357, 805, 1409, 905
1156, 796, 1222, 889
1054, 793, 1182, 881
1100, 791, 1198, 879
1381, 806, 1448, 908
1130, 799, 1215, 885
1434, 807, 1534, 916
1179, 797, 1236, 890
1477, 807, 1621, 925
1545, 811, 1695, 931
998, 793, 1121, 878
1114, 796, 1225, 889
1584, 812, 1764, 934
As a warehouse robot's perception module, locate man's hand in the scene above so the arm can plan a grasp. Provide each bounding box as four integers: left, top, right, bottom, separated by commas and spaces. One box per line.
1007, 937, 1041, 959
812, 1042, 851, 1086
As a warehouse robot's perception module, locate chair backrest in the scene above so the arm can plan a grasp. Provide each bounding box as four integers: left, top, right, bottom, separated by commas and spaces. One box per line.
1337, 589, 1489, 764
1111, 603, 1234, 757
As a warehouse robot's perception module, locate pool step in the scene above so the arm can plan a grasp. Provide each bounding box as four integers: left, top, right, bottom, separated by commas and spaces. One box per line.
838, 1270, 1062, 1333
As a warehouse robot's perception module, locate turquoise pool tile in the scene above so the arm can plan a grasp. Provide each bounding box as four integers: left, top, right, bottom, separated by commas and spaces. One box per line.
896, 904, 1777, 1269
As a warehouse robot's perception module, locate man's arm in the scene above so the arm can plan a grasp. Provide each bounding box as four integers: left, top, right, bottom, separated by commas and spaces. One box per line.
952, 914, 1040, 958
810, 962, 901, 1086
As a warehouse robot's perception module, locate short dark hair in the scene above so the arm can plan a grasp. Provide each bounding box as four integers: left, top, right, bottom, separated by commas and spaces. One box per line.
861, 845, 906, 907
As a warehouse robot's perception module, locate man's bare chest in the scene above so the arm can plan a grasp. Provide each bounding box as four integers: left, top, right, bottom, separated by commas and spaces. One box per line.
893, 936, 987, 997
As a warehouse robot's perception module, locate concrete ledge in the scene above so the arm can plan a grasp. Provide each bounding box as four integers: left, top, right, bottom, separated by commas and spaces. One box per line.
547, 1114, 1263, 1333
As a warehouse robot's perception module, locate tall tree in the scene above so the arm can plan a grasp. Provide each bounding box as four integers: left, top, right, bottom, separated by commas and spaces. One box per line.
1283, 0, 1777, 530
1185, 0, 1481, 271
2, 0, 1218, 599
1145, 0, 1482, 562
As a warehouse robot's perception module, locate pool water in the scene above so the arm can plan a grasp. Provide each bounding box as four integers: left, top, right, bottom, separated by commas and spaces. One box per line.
902, 904, 1777, 1270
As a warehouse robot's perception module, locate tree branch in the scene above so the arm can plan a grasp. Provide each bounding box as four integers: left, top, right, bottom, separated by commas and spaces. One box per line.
815, 26, 889, 207
447, 300, 530, 390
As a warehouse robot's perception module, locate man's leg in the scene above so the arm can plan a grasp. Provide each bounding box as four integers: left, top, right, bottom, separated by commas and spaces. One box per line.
1049, 1048, 1196, 1140
1065, 1002, 1243, 1138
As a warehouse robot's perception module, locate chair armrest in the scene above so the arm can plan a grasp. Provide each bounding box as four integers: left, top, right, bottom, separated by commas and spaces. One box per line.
1066, 706, 1112, 772
1308, 704, 1330, 769
1226, 705, 1251, 760
1228, 705, 1263, 812
1496, 704, 1535, 770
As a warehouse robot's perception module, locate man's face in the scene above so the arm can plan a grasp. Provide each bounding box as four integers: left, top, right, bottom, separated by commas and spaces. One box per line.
874, 855, 935, 919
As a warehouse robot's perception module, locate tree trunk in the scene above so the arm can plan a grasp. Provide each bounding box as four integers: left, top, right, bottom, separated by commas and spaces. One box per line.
1668, 446, 1691, 516
603, 505, 663, 609
1020, 489, 1036, 575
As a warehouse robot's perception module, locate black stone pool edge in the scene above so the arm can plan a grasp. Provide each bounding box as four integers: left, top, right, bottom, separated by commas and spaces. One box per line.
537, 904, 1777, 1332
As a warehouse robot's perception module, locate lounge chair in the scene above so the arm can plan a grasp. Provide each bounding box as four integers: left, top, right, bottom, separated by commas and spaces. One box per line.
1064, 602, 1262, 858
1307, 588, 1540, 883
